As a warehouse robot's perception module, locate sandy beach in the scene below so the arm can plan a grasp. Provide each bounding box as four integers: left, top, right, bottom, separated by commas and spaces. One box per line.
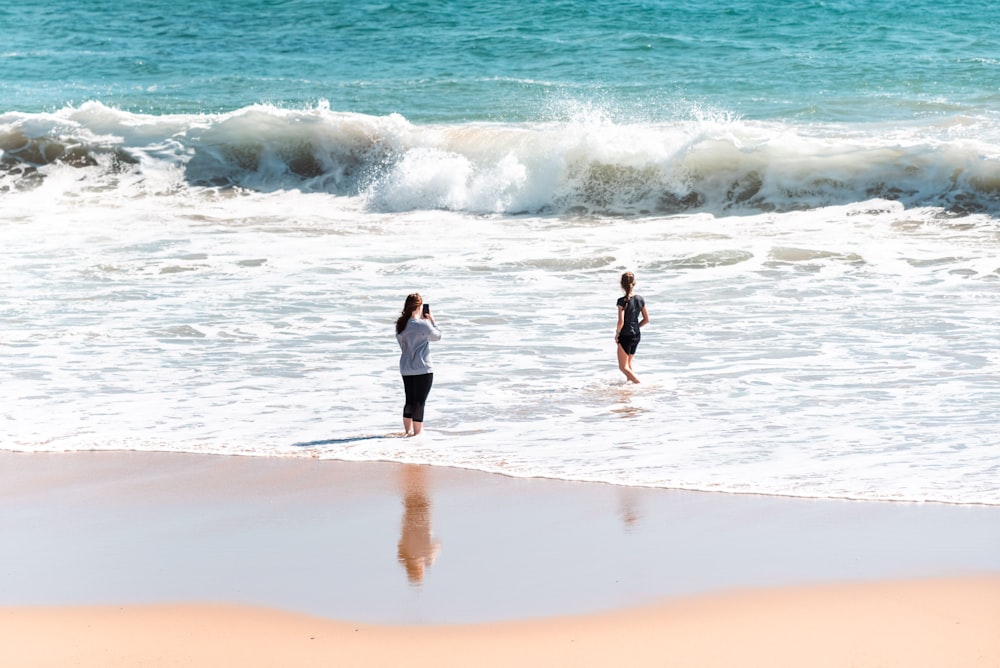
1, 451, 998, 667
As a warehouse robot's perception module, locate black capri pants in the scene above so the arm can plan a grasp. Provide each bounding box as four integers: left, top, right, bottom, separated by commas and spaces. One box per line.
402, 373, 434, 422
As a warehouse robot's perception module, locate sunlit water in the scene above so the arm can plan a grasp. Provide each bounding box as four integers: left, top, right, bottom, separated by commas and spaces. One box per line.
3, 0, 999, 504
3, 148, 999, 504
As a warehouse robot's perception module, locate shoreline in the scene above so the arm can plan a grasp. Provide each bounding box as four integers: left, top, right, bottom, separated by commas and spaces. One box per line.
3, 447, 998, 508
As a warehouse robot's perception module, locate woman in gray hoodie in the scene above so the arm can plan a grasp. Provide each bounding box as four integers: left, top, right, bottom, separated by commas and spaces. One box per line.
395, 293, 442, 436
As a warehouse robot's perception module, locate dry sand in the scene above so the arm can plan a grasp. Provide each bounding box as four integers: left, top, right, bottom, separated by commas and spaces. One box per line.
1, 451, 998, 666
3, 578, 999, 667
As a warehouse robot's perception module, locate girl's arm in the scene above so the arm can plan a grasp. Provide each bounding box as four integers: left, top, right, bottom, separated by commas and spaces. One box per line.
615, 305, 625, 340
639, 304, 650, 328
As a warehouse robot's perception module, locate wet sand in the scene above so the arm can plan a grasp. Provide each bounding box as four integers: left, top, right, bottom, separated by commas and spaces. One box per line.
1, 451, 998, 666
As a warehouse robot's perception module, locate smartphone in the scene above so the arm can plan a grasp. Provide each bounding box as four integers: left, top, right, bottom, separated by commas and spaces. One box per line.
422, 303, 430, 316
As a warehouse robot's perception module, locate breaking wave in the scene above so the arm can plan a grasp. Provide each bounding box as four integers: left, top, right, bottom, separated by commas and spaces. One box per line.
2, 100, 1000, 216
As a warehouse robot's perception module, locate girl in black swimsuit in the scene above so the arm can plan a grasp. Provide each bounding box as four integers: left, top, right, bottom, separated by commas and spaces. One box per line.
615, 271, 650, 383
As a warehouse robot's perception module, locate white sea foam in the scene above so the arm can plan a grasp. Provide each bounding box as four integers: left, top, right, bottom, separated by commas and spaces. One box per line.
3, 104, 1000, 504
2, 161, 1000, 505
3, 102, 1000, 215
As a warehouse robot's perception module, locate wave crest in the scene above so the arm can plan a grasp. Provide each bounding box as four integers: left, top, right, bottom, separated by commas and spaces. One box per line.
2, 101, 999, 216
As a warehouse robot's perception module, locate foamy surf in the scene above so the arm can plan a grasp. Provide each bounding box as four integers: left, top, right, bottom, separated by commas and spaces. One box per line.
4, 181, 1000, 506
3, 102, 999, 216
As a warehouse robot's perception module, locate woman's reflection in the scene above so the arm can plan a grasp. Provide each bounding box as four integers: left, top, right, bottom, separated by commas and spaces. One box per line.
397, 464, 441, 585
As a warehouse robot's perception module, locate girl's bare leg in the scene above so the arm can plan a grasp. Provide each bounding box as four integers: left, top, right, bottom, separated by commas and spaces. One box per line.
617, 345, 641, 383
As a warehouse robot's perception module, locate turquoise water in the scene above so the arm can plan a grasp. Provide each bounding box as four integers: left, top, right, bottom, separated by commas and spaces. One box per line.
4, 0, 999, 122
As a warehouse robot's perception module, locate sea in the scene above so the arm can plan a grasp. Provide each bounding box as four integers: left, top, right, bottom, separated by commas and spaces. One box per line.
2, 0, 999, 505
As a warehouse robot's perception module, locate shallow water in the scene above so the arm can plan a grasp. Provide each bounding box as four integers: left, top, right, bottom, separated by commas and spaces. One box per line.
3, 172, 999, 503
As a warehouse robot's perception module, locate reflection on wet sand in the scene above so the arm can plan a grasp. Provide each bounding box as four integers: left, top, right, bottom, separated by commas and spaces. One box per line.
618, 487, 642, 529
397, 465, 441, 585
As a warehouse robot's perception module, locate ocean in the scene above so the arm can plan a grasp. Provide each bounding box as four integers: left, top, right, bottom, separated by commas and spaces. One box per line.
2, 0, 999, 505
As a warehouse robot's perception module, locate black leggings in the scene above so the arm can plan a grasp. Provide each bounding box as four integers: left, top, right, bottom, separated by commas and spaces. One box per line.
402, 373, 434, 423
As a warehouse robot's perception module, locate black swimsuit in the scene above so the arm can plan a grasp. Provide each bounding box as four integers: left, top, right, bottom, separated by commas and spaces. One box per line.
617, 294, 645, 355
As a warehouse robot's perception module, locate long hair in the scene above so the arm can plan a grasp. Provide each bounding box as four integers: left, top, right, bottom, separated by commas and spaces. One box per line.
620, 271, 636, 303
395, 293, 422, 334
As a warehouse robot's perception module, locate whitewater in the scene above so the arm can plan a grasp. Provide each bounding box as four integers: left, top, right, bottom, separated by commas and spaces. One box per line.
2, 101, 999, 505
